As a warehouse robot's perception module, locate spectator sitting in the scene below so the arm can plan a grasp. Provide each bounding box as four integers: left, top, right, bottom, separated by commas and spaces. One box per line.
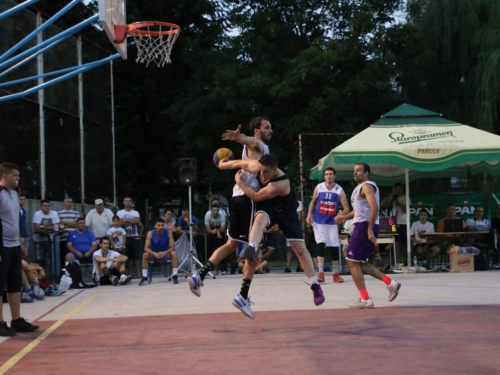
106, 216, 127, 254
32, 199, 60, 268
85, 199, 113, 238
21, 260, 64, 298
437, 204, 467, 232
410, 210, 441, 267
93, 237, 132, 286
466, 206, 491, 232
139, 218, 179, 286
66, 218, 98, 263
491, 204, 500, 268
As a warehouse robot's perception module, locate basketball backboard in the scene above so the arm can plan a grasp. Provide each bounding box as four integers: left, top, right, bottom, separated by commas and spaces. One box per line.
98, 0, 127, 59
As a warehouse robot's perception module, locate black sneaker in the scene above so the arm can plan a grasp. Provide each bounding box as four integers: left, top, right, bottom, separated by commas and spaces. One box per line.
172, 275, 179, 284
0, 321, 16, 337
296, 267, 304, 272
11, 317, 39, 333
284, 268, 292, 273
138, 277, 149, 286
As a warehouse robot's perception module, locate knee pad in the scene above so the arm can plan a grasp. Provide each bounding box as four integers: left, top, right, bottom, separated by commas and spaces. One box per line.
317, 243, 326, 257
329, 247, 340, 261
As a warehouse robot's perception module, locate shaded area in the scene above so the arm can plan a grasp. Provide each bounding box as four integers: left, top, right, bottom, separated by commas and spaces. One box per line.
1, 305, 499, 374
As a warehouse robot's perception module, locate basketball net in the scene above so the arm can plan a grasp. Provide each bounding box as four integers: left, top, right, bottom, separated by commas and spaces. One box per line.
128, 22, 180, 67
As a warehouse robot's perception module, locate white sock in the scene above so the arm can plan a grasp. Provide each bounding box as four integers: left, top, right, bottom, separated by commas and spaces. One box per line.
172, 268, 178, 276
310, 276, 318, 285
332, 264, 338, 274
142, 269, 148, 278
318, 262, 324, 273
249, 243, 258, 250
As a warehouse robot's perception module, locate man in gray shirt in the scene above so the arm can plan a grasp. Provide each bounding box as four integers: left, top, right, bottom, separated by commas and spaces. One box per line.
0, 162, 39, 336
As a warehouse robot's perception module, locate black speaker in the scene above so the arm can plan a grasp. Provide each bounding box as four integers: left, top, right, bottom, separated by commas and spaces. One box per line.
179, 158, 197, 186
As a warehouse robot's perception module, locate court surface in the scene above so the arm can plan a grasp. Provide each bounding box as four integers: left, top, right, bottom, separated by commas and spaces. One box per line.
1, 271, 500, 374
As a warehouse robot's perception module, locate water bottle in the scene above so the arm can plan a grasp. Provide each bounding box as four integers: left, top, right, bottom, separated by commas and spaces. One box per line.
414, 255, 420, 273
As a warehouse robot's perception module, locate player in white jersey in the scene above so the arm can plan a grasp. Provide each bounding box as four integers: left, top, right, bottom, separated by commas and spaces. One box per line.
335, 163, 401, 309
188, 117, 272, 297
306, 167, 350, 283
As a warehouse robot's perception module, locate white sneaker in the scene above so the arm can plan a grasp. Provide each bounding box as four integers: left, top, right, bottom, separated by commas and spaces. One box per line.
387, 280, 401, 302
118, 274, 127, 285
187, 274, 203, 297
349, 297, 374, 309
232, 294, 255, 319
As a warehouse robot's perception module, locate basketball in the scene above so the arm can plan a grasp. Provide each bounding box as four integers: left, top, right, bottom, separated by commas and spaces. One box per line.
213, 148, 234, 166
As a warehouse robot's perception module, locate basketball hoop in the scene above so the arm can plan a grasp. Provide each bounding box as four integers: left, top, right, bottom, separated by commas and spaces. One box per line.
116, 21, 180, 67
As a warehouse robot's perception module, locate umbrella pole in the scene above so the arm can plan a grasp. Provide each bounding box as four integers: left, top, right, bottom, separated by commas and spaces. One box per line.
405, 168, 411, 266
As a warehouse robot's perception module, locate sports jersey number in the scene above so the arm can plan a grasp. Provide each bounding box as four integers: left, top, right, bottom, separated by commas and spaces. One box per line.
325, 193, 332, 199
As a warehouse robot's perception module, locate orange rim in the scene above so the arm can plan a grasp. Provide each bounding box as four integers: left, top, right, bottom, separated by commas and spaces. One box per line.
126, 21, 181, 37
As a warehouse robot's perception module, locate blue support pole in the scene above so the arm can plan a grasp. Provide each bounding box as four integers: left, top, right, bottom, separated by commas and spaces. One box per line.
0, 59, 111, 88
0, 0, 83, 64
0, 14, 99, 72
0, 0, 40, 21
0, 53, 121, 103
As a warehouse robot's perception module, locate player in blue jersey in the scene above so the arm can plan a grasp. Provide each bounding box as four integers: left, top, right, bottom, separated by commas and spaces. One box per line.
306, 167, 350, 283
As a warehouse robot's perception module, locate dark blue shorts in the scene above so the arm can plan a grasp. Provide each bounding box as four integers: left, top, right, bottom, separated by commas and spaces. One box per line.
345, 222, 379, 263
256, 201, 303, 241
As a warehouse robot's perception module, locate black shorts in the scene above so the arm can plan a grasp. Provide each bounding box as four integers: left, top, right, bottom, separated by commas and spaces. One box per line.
256, 201, 303, 240
228, 195, 255, 244
99, 268, 121, 285
0, 246, 23, 294
125, 237, 141, 260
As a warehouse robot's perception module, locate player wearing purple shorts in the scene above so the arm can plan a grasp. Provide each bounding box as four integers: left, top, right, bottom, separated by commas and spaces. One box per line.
335, 162, 401, 309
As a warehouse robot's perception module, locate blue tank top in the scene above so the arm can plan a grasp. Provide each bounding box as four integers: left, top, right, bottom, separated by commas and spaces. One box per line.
150, 229, 170, 252
313, 182, 343, 225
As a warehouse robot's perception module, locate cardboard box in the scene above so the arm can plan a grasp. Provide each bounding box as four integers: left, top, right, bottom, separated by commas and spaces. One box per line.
449, 253, 474, 272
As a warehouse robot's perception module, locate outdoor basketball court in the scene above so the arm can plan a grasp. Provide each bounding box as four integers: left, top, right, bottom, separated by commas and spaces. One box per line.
1, 271, 500, 374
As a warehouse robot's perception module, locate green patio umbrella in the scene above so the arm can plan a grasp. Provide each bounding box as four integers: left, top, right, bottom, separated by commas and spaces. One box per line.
310, 104, 500, 265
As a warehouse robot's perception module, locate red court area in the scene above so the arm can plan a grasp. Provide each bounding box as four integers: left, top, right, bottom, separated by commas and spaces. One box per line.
1, 305, 499, 375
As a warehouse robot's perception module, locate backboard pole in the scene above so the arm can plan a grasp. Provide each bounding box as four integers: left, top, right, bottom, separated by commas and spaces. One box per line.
0, 0, 40, 21
78, 36, 85, 204
0, 0, 83, 64
37, 11, 46, 199
110, 58, 117, 207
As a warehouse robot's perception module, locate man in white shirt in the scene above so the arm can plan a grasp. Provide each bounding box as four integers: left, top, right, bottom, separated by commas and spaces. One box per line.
93, 237, 131, 286
466, 206, 491, 232
117, 196, 141, 276
32, 199, 60, 268
85, 199, 113, 238
380, 182, 411, 264
410, 210, 440, 266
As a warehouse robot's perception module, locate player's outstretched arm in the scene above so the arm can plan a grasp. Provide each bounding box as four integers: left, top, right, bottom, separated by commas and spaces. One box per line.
222, 124, 261, 152
218, 159, 259, 174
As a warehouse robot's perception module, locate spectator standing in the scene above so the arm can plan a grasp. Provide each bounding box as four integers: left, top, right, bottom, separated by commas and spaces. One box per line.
285, 201, 304, 273
66, 218, 98, 263
0, 162, 39, 336
117, 196, 142, 277
177, 207, 199, 234
380, 182, 411, 264
205, 205, 227, 273
491, 204, 500, 267
106, 216, 127, 254
32, 199, 60, 268
85, 199, 113, 238
205, 198, 228, 218
163, 209, 178, 234
58, 196, 80, 266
